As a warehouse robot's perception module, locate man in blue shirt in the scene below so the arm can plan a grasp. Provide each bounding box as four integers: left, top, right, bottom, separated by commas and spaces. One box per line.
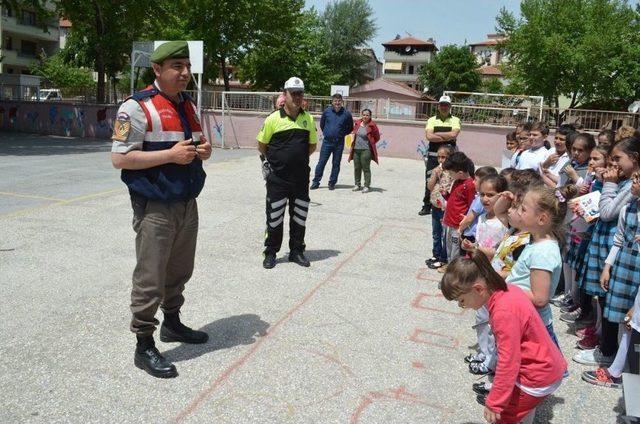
310, 93, 354, 190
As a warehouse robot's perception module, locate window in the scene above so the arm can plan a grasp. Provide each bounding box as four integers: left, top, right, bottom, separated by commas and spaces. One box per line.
3, 36, 13, 50
408, 65, 414, 75
2, 6, 14, 17
21, 10, 38, 26
20, 40, 37, 57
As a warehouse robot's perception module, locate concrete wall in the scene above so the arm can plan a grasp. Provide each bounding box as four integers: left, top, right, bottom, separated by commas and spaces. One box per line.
0, 101, 116, 139
0, 101, 511, 167
201, 111, 510, 167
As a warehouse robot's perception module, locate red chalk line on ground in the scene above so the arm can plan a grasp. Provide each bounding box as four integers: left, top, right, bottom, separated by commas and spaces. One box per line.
172, 225, 385, 423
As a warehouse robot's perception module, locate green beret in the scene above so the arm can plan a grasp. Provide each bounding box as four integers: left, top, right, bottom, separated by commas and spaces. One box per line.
150, 41, 190, 63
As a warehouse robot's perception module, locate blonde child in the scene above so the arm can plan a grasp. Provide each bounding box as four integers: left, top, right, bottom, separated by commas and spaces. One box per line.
506, 184, 574, 346
425, 145, 454, 269
441, 251, 566, 424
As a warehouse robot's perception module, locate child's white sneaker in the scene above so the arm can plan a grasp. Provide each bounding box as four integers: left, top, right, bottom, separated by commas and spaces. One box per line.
572, 346, 614, 366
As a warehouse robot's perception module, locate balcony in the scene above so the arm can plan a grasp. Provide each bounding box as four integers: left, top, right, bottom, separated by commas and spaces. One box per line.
382, 73, 420, 83
1, 48, 38, 68
1, 15, 59, 42
383, 51, 432, 63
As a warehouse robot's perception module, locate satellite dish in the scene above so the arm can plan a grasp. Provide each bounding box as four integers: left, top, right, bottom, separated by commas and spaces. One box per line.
628, 100, 640, 113
405, 46, 412, 53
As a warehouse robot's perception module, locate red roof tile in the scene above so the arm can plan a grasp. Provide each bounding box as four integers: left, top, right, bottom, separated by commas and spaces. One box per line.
382, 36, 436, 47
477, 66, 503, 76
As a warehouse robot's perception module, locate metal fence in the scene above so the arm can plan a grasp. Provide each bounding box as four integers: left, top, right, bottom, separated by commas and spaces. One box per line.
5, 86, 639, 132
541, 107, 640, 132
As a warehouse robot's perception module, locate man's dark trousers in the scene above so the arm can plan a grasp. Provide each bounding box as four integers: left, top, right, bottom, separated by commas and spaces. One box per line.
313, 138, 344, 186
264, 174, 309, 255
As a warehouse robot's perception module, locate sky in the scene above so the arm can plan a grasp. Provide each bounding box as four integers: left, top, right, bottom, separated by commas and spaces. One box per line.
305, 0, 522, 60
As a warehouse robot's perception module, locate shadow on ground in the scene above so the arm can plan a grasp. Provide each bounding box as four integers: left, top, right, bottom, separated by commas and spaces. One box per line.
271, 249, 340, 265
535, 394, 565, 422
163, 314, 270, 363
304, 249, 340, 262
323, 184, 387, 193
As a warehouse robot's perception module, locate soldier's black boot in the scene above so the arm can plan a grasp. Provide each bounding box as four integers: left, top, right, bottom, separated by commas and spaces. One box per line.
160, 312, 209, 344
134, 335, 178, 378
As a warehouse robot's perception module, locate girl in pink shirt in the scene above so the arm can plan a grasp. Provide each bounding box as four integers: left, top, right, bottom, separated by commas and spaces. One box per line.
441, 251, 566, 424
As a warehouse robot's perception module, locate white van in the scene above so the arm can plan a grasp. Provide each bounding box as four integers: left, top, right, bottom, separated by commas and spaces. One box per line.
30, 89, 62, 101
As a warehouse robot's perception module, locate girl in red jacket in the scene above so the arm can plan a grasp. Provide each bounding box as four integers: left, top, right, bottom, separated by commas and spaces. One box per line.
441, 251, 566, 424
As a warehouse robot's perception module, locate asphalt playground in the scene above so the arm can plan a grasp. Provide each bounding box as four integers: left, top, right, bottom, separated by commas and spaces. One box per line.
0, 132, 622, 423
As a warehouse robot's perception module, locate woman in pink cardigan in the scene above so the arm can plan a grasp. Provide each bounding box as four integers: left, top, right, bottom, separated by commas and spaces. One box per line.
441, 251, 566, 424
348, 109, 379, 193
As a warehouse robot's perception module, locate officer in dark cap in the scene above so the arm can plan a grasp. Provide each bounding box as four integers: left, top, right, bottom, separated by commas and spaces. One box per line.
111, 41, 212, 378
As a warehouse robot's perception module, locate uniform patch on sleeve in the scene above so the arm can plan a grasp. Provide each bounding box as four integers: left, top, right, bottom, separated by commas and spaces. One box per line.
113, 119, 131, 141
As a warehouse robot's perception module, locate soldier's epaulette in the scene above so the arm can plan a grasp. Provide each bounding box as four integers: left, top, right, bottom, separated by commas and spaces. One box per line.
128, 87, 158, 102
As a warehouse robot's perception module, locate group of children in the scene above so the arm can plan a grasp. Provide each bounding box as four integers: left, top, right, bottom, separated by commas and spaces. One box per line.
426, 122, 640, 423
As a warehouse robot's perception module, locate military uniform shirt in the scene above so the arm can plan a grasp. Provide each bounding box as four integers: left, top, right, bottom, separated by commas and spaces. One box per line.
111, 99, 148, 153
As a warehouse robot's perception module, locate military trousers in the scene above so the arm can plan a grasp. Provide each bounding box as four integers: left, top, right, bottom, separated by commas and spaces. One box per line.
129, 194, 198, 336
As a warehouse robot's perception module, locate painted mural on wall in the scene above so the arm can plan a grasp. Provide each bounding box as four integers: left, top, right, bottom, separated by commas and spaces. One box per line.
0, 101, 117, 139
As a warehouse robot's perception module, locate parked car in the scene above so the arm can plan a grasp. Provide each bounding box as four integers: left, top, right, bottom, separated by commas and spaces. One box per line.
30, 89, 62, 101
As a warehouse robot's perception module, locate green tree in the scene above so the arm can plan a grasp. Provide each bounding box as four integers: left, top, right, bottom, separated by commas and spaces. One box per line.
482, 77, 504, 94
496, 0, 640, 109
30, 53, 94, 88
318, 0, 378, 87
178, 0, 306, 91
54, 0, 167, 103
237, 10, 336, 94
418, 45, 481, 97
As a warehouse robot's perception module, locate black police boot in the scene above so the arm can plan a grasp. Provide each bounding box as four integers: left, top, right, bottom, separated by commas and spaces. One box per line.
134, 335, 178, 378
263, 252, 277, 269
289, 251, 310, 267
160, 312, 209, 344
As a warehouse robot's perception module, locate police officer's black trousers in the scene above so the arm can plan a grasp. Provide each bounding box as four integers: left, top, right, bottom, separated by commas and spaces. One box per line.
264, 178, 309, 255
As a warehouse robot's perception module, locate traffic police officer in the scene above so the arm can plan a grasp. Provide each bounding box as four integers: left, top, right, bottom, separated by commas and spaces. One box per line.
420, 94, 461, 215
258, 77, 318, 269
111, 41, 212, 378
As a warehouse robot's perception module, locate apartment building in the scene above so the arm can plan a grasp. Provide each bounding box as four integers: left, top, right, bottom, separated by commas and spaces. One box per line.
382, 35, 438, 92
0, 3, 60, 75
469, 33, 507, 82
357, 47, 383, 82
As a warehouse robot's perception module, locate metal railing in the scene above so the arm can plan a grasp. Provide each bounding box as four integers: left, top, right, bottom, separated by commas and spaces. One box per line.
541, 107, 640, 132
5, 86, 639, 132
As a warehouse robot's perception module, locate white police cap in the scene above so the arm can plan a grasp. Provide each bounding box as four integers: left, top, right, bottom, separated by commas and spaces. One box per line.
284, 77, 305, 92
